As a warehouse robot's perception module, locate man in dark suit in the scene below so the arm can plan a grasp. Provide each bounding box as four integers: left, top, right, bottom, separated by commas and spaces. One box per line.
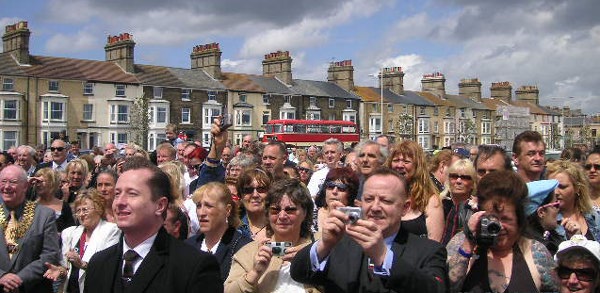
34, 138, 69, 173
0, 165, 60, 292
290, 167, 448, 292
84, 163, 222, 293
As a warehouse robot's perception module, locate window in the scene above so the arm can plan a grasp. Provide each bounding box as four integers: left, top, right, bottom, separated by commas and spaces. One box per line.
481, 136, 491, 145
346, 100, 353, 109
420, 106, 426, 115
43, 101, 65, 121
203, 107, 221, 126
181, 89, 192, 101
306, 111, 320, 120
433, 107, 439, 116
343, 112, 356, 123
329, 98, 335, 108
444, 121, 455, 134
372, 104, 380, 113
369, 117, 382, 133
3, 100, 18, 120
48, 80, 59, 92
208, 91, 217, 101
263, 94, 270, 105
280, 109, 295, 120
418, 136, 430, 150
239, 93, 247, 103
310, 97, 317, 107
182, 108, 191, 124
481, 121, 491, 134
2, 131, 17, 149
153, 87, 163, 99
110, 104, 129, 123
434, 121, 439, 133
387, 104, 393, 113
83, 104, 93, 121
115, 84, 126, 96
83, 82, 94, 95
445, 108, 451, 117
418, 118, 430, 134
235, 109, 252, 126
284, 95, 292, 104
262, 111, 271, 125
110, 132, 128, 144
482, 111, 489, 119
157, 107, 167, 123
460, 108, 466, 118
3, 78, 14, 91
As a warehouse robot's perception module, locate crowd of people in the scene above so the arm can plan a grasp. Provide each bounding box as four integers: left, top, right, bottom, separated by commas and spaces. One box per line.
1, 120, 600, 293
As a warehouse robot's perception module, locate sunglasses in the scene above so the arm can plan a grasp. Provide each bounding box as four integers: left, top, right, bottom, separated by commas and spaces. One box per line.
584, 163, 600, 171
448, 173, 473, 181
241, 186, 268, 195
325, 181, 348, 192
50, 147, 65, 152
269, 206, 298, 215
557, 266, 597, 282
298, 167, 311, 173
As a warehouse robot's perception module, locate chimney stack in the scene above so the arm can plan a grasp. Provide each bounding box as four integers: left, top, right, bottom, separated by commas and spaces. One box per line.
421, 72, 446, 98
458, 78, 482, 102
104, 33, 135, 73
327, 60, 354, 91
2, 21, 30, 64
490, 81, 513, 104
380, 67, 404, 95
262, 50, 293, 85
191, 42, 221, 79
515, 85, 539, 105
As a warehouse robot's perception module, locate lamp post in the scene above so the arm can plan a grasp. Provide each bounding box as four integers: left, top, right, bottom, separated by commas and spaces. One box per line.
369, 68, 384, 137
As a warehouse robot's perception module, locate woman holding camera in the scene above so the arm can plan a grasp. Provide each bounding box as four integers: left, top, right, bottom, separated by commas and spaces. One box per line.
446, 170, 558, 293
225, 179, 320, 293
313, 167, 359, 233
186, 182, 252, 281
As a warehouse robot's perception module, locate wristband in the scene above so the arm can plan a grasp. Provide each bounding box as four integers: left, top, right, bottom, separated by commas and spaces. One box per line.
458, 247, 473, 258
206, 157, 220, 164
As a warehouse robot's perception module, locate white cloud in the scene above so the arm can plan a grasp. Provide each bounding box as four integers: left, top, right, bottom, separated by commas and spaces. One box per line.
45, 31, 97, 53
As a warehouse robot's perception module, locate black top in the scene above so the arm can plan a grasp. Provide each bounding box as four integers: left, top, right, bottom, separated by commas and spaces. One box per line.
462, 244, 538, 293
401, 213, 428, 238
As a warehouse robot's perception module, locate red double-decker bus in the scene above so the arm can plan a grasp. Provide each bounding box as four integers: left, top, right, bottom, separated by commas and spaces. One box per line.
262, 119, 360, 146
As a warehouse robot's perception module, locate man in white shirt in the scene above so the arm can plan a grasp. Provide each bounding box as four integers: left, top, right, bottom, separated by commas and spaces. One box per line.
307, 138, 343, 198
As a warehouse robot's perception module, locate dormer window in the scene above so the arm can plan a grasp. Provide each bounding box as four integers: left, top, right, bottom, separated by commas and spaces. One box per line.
208, 91, 217, 101
181, 89, 191, 101
49, 80, 59, 92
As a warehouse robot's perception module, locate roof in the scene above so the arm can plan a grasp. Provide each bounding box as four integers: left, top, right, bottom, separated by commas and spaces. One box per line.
135, 65, 225, 90
291, 79, 360, 100
445, 94, 491, 110
418, 91, 456, 107
512, 100, 549, 115
221, 72, 265, 93
353, 86, 434, 106
0, 53, 139, 84
248, 75, 294, 95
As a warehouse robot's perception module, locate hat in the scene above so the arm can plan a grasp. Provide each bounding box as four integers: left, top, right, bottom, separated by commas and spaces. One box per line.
555, 234, 600, 263
525, 179, 559, 215
453, 148, 470, 158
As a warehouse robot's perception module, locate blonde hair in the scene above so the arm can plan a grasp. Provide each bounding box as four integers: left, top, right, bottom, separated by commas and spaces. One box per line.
440, 159, 477, 199
192, 182, 240, 228
159, 161, 185, 205
34, 168, 61, 197
73, 188, 106, 219
546, 160, 593, 214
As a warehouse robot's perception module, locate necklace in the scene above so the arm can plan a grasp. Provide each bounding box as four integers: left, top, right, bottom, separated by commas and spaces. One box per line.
249, 223, 266, 238
0, 201, 37, 242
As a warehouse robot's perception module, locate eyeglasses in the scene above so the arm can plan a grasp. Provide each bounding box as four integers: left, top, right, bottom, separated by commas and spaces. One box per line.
0, 179, 20, 187
584, 163, 600, 171
75, 207, 94, 215
557, 266, 597, 282
297, 167, 311, 173
477, 168, 497, 176
50, 147, 65, 152
449, 173, 473, 181
269, 206, 298, 215
241, 186, 268, 195
325, 181, 348, 192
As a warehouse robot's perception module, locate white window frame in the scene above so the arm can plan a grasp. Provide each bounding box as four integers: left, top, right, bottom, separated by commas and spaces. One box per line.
310, 97, 317, 107
153, 87, 163, 99
306, 110, 321, 120
203, 106, 221, 126
2, 100, 18, 120
115, 84, 126, 97
2, 78, 14, 91
343, 112, 356, 123
369, 116, 382, 133
239, 93, 247, 103
481, 121, 491, 134
157, 107, 167, 123
181, 89, 191, 101
208, 91, 217, 101
110, 104, 130, 124
444, 121, 455, 134
418, 118, 430, 134
83, 82, 94, 95
418, 136, 430, 150
82, 104, 93, 121
181, 107, 191, 124
43, 101, 66, 122
280, 109, 295, 120
235, 109, 252, 126
2, 130, 18, 149
328, 98, 335, 108
262, 111, 271, 125
346, 99, 353, 109
263, 94, 270, 105
48, 80, 59, 92
284, 95, 292, 104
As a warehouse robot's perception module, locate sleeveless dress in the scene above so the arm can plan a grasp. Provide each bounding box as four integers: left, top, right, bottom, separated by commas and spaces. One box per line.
401, 213, 427, 238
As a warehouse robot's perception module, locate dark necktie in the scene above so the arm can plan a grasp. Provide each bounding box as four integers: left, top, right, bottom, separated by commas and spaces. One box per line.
122, 250, 140, 282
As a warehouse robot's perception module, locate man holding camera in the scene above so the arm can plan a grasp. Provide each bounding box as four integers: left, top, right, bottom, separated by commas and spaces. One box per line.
290, 168, 448, 292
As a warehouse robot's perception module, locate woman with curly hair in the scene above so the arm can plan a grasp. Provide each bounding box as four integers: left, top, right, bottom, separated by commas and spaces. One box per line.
385, 140, 444, 242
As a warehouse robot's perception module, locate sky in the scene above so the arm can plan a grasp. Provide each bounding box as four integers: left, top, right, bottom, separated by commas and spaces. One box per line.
2, 0, 599, 114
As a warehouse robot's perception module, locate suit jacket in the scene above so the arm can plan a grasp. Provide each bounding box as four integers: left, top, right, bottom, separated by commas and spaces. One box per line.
84, 227, 222, 293
0, 203, 61, 293
290, 227, 448, 293
32, 162, 51, 175
185, 226, 252, 281
61, 220, 121, 293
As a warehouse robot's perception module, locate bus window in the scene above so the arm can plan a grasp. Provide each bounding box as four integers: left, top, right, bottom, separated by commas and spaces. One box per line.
265, 125, 273, 133
295, 124, 306, 133
284, 125, 294, 133
331, 126, 341, 133
273, 125, 282, 133
307, 125, 320, 133
321, 125, 330, 133
342, 126, 356, 133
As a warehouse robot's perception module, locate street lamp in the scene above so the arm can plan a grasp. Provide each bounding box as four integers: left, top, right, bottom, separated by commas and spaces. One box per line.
369, 68, 384, 137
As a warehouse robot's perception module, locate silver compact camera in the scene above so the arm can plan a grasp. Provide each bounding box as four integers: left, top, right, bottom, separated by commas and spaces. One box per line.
266, 241, 292, 256
337, 206, 362, 224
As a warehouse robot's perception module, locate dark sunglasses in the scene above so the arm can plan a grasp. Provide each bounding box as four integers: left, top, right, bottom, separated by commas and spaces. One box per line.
325, 181, 348, 192
241, 186, 268, 195
449, 173, 473, 181
269, 206, 298, 215
50, 147, 65, 152
584, 163, 600, 171
557, 266, 597, 282
298, 167, 311, 173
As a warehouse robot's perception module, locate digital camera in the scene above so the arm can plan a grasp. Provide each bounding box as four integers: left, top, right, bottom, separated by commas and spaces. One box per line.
266, 241, 292, 256
337, 206, 362, 224
477, 215, 502, 247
